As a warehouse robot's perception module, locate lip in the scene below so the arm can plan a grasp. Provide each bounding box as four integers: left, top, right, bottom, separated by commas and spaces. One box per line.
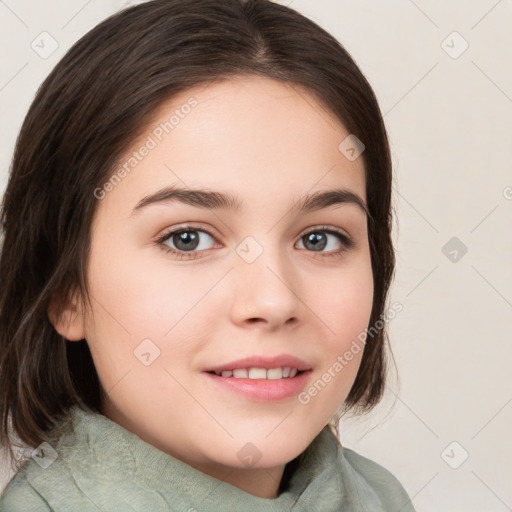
202, 354, 312, 373
203, 369, 312, 401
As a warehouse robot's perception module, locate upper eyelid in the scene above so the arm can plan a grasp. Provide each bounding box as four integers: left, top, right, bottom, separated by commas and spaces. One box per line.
157, 223, 218, 242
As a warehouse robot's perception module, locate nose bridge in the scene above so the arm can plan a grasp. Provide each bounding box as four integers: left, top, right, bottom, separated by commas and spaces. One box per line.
236, 233, 290, 282
230, 233, 301, 326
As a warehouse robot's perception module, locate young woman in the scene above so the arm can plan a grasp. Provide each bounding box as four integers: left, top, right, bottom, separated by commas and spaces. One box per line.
0, 0, 415, 510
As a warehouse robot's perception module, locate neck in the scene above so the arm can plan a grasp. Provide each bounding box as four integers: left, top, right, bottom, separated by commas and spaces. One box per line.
195, 462, 286, 498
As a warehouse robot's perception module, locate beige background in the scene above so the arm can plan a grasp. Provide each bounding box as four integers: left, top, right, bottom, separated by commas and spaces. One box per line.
1, 1, 511, 510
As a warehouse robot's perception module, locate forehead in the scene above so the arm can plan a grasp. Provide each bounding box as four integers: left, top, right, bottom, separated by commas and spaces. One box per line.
98, 75, 366, 218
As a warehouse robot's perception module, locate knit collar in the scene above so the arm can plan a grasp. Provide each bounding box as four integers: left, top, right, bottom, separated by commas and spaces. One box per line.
38, 403, 346, 511
27, 403, 416, 511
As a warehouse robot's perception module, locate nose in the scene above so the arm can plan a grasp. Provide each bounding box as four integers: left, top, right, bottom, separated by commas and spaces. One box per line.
229, 242, 302, 331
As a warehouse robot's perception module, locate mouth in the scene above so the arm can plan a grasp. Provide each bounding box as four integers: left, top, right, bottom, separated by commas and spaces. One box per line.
203, 368, 312, 401
203, 354, 312, 376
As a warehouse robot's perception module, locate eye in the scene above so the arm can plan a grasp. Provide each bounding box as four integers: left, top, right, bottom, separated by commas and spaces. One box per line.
296, 226, 354, 259
156, 225, 217, 260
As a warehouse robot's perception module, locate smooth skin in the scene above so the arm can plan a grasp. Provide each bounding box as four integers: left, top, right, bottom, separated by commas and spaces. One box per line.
49, 75, 374, 498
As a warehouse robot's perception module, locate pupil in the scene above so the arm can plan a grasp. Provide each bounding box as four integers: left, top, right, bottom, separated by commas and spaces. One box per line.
175, 231, 199, 251
305, 232, 326, 251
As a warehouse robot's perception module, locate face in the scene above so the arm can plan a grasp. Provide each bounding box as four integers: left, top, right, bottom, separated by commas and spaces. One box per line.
55, 75, 373, 495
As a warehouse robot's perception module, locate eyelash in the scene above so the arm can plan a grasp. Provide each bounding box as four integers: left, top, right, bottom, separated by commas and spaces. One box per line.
155, 224, 354, 261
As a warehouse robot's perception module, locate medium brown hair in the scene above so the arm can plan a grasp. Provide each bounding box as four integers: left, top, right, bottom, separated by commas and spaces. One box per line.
0, 0, 396, 471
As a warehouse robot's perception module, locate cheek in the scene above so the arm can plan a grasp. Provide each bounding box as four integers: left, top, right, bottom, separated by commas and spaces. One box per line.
83, 248, 212, 377
87, 243, 206, 334
297, 265, 372, 417
313, 260, 374, 350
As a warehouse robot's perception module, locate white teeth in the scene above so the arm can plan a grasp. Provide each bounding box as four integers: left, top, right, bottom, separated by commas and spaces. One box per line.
213, 367, 301, 379
266, 368, 283, 380
248, 368, 267, 379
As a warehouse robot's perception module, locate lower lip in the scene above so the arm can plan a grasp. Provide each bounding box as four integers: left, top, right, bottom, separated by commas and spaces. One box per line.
203, 370, 312, 401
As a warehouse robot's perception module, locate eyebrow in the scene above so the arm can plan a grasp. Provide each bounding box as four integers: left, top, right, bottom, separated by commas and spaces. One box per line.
130, 185, 370, 219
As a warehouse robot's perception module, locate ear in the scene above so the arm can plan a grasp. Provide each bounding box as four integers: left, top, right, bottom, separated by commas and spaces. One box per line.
47, 290, 86, 341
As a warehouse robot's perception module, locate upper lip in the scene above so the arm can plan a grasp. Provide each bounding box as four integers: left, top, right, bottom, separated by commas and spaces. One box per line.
203, 354, 312, 373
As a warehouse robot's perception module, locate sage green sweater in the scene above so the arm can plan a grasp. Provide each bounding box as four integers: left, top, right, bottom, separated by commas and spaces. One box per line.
0, 405, 416, 511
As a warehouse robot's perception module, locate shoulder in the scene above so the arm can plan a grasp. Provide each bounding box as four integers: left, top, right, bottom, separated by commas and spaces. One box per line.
339, 443, 416, 511
0, 404, 133, 511
0, 465, 51, 511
